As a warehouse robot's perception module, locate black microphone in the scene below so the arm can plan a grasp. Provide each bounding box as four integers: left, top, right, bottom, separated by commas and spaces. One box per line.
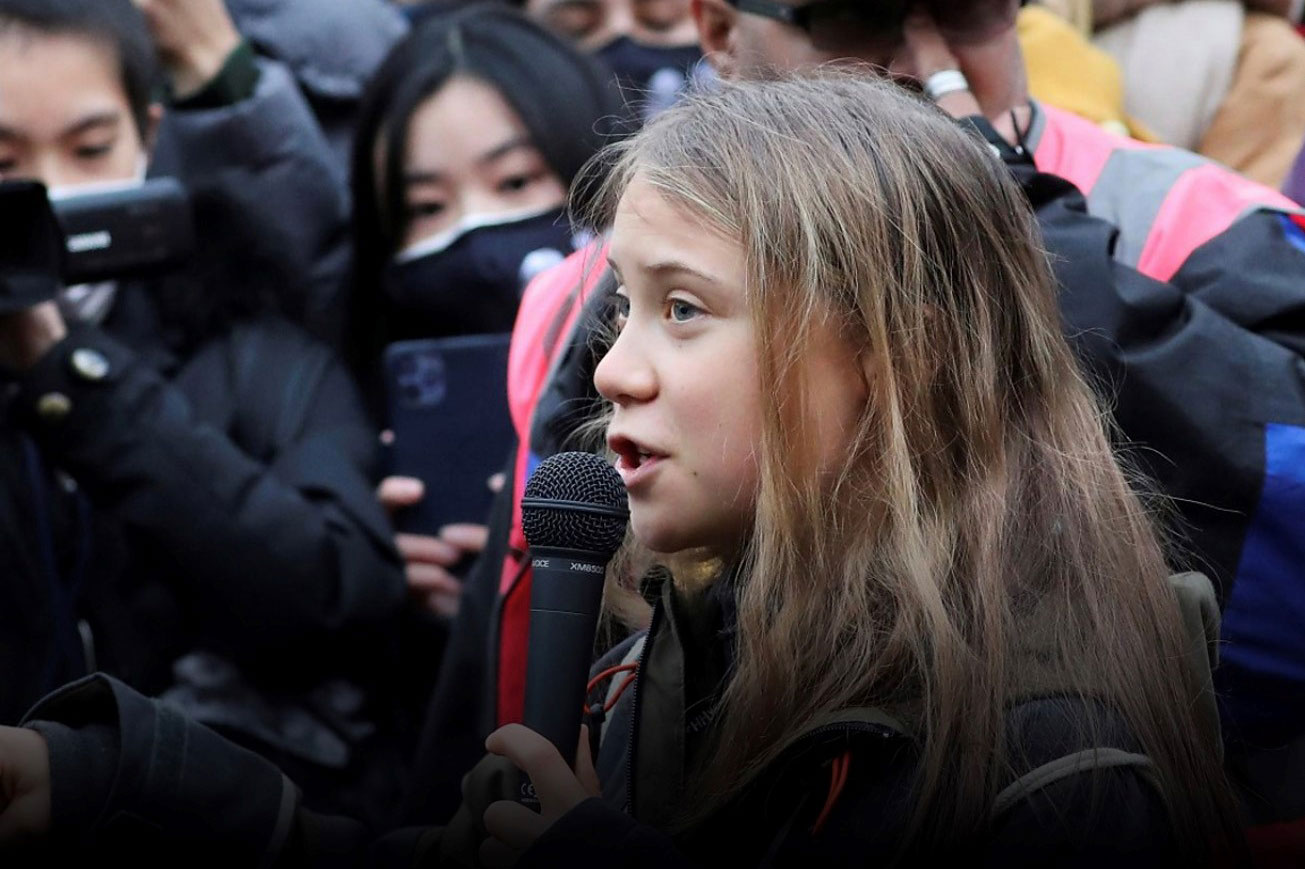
520, 451, 629, 776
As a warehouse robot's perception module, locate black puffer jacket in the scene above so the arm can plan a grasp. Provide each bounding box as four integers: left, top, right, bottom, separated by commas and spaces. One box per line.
1, 283, 408, 822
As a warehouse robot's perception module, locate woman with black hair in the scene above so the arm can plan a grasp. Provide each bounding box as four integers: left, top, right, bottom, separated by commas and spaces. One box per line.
348, 2, 620, 379
347, 2, 624, 620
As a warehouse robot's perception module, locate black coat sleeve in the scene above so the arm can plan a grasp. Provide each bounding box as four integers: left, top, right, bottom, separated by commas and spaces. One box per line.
22, 674, 305, 868
12, 324, 405, 666
21, 674, 439, 869
18, 674, 516, 869
1023, 168, 1305, 597
149, 59, 353, 344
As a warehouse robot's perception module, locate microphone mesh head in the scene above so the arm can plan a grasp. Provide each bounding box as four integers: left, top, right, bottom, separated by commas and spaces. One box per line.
522, 452, 628, 554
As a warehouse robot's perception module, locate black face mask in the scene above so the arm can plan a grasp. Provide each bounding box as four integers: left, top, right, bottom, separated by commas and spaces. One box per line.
594, 37, 704, 120
383, 207, 575, 338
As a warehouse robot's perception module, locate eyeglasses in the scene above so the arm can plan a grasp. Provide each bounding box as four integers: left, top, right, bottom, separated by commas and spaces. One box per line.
730, 0, 1017, 51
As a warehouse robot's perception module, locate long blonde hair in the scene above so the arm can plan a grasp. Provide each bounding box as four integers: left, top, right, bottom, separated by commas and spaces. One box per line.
577, 71, 1240, 857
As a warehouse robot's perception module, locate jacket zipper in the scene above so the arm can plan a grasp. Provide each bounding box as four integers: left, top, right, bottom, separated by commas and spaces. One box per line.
623, 596, 902, 825
625, 597, 663, 816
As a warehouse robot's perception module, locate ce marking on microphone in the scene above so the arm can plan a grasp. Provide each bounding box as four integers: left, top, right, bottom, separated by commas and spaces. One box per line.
519, 780, 541, 810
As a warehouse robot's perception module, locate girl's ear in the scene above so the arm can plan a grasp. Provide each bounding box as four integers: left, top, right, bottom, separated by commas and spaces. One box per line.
857, 350, 877, 398
855, 302, 941, 400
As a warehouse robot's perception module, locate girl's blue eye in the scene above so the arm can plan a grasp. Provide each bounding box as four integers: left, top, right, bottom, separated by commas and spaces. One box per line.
611, 293, 631, 321
669, 299, 700, 322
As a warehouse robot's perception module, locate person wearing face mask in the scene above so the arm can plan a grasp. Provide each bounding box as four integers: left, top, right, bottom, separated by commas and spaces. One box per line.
346, 4, 622, 633
524, 0, 706, 121
0, 0, 410, 829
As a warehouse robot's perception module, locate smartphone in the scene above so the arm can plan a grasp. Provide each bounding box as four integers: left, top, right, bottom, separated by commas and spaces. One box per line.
383, 334, 515, 536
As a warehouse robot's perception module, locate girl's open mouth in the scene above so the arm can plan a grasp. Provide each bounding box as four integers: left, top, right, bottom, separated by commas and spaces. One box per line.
608, 434, 667, 487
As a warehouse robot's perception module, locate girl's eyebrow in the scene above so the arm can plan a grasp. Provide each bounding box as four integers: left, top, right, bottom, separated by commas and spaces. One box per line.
642, 260, 721, 285
0, 109, 121, 143
607, 258, 721, 287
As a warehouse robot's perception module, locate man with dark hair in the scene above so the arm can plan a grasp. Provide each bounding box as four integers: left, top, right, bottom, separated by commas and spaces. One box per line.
0, 0, 408, 826
0, 0, 158, 135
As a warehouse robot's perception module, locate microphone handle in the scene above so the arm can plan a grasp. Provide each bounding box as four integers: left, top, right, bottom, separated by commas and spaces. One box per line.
522, 546, 609, 769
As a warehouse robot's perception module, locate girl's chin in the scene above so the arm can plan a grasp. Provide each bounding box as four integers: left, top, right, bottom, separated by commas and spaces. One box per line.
630, 514, 741, 557
630, 514, 692, 555
632, 531, 686, 555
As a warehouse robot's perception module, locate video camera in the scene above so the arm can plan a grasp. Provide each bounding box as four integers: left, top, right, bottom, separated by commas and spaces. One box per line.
0, 177, 195, 314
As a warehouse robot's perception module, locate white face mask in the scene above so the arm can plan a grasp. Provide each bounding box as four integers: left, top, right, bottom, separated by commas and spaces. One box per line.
48, 156, 148, 326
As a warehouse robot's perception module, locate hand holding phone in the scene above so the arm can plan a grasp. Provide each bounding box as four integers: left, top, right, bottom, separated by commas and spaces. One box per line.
378, 476, 496, 618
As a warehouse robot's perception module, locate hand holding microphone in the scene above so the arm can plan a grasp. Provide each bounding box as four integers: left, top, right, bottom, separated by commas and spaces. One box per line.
517, 451, 628, 766
480, 724, 600, 867
482, 452, 628, 859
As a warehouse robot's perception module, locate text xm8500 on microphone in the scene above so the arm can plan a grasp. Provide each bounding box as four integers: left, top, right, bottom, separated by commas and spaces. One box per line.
520, 451, 628, 774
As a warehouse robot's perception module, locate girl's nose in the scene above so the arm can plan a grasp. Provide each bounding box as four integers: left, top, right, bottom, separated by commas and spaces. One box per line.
594, 320, 657, 406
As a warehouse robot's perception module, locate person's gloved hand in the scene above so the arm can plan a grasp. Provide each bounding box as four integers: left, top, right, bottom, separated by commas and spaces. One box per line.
0, 726, 51, 847
131, 0, 243, 100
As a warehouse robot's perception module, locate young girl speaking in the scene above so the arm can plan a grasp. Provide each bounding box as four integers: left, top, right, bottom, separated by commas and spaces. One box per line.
0, 71, 1244, 868
478, 71, 1244, 866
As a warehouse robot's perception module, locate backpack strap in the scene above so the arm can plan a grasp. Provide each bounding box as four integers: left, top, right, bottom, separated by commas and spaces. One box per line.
990, 572, 1218, 825
1168, 571, 1223, 758
789, 706, 914, 741
990, 747, 1160, 821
